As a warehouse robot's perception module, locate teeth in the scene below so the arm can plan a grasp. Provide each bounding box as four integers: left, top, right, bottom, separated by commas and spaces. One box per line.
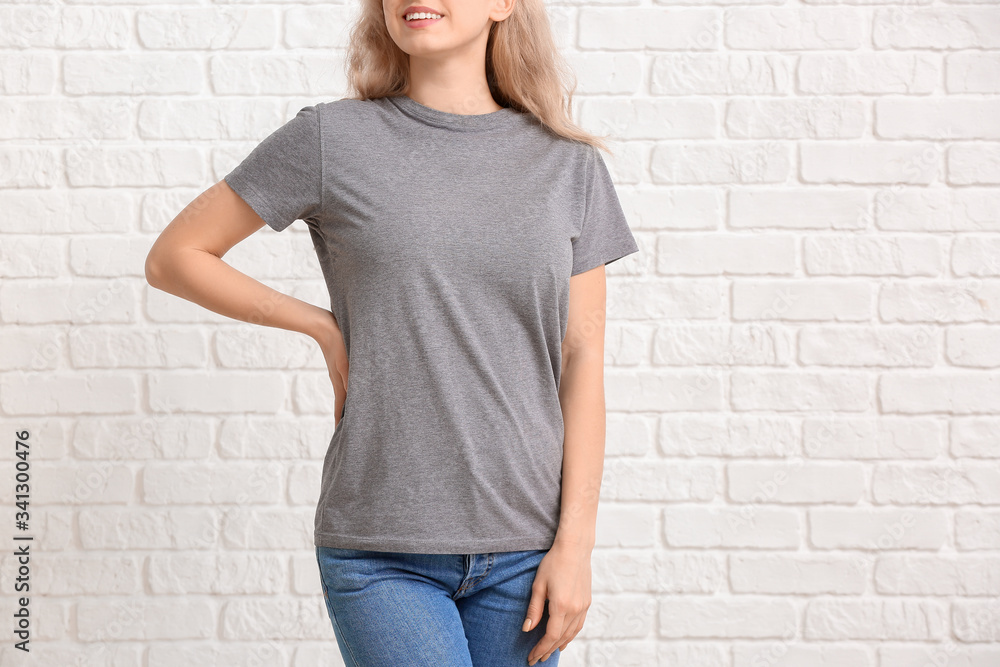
405, 12, 442, 20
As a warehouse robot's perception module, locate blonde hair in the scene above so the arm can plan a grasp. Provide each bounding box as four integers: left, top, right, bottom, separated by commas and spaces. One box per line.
343, 0, 611, 154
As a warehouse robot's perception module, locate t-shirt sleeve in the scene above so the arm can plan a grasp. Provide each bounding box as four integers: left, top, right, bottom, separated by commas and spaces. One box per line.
223, 104, 323, 232
570, 144, 640, 276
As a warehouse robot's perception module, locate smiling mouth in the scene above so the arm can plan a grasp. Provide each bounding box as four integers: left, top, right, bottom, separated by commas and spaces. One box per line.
401, 5, 446, 22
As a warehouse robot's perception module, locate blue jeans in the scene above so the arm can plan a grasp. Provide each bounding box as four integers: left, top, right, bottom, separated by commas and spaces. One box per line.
316, 546, 561, 667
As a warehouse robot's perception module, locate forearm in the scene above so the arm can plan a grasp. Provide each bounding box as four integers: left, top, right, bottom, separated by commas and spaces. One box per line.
147, 247, 331, 340
553, 350, 606, 551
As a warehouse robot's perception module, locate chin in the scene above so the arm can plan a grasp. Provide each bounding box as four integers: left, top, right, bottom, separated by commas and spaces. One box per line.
396, 38, 453, 57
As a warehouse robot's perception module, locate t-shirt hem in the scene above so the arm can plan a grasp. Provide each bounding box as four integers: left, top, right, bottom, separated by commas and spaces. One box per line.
571, 242, 640, 277
224, 172, 292, 233
314, 531, 556, 554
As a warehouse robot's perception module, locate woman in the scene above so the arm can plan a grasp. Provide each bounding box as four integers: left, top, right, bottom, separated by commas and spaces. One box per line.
144, 0, 639, 663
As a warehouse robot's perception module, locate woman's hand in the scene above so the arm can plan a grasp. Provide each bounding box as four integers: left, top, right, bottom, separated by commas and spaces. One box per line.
314, 310, 349, 427
524, 541, 593, 665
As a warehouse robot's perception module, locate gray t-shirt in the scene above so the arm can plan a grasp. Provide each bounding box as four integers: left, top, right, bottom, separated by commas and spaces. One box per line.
224, 94, 639, 554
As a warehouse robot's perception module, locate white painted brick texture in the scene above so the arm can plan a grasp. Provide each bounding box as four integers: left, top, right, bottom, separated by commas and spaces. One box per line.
1, 0, 999, 665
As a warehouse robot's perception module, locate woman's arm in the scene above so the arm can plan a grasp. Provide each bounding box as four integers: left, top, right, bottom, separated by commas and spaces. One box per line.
524, 264, 607, 665
554, 264, 608, 550
144, 179, 348, 421
145, 180, 330, 338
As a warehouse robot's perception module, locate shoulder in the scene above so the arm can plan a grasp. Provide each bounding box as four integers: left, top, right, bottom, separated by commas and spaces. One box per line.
513, 114, 596, 170
314, 96, 397, 122
554, 134, 599, 185
544, 123, 599, 173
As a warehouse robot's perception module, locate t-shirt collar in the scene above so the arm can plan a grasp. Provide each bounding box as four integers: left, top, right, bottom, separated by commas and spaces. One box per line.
386, 94, 521, 132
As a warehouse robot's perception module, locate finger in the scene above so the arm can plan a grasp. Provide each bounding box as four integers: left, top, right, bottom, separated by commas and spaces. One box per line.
522, 582, 547, 633
534, 611, 585, 663
528, 612, 567, 665
338, 362, 349, 391
538, 620, 575, 663
556, 617, 585, 652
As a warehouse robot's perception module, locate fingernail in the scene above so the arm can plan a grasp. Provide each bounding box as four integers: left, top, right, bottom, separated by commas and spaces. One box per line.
522, 618, 532, 631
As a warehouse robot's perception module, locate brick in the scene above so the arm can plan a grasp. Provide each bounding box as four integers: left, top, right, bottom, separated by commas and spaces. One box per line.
663, 505, 800, 548
143, 462, 283, 504
799, 326, 939, 367
651, 54, 792, 95
951, 418, 1000, 458
873, 8, 1000, 49
728, 461, 865, 503
803, 417, 943, 459
731, 554, 867, 594
804, 599, 946, 640
809, 507, 947, 550
138, 8, 276, 50
601, 458, 716, 501
659, 415, 799, 457
799, 53, 939, 94
148, 552, 286, 594
659, 597, 797, 637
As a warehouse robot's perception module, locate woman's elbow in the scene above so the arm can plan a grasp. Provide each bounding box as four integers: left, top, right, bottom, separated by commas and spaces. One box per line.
144, 250, 164, 289
145, 244, 180, 290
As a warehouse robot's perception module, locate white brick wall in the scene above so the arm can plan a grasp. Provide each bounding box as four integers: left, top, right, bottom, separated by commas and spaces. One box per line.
1, 0, 999, 664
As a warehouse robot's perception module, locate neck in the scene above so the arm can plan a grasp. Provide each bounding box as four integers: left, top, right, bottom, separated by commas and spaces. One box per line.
404, 54, 501, 115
